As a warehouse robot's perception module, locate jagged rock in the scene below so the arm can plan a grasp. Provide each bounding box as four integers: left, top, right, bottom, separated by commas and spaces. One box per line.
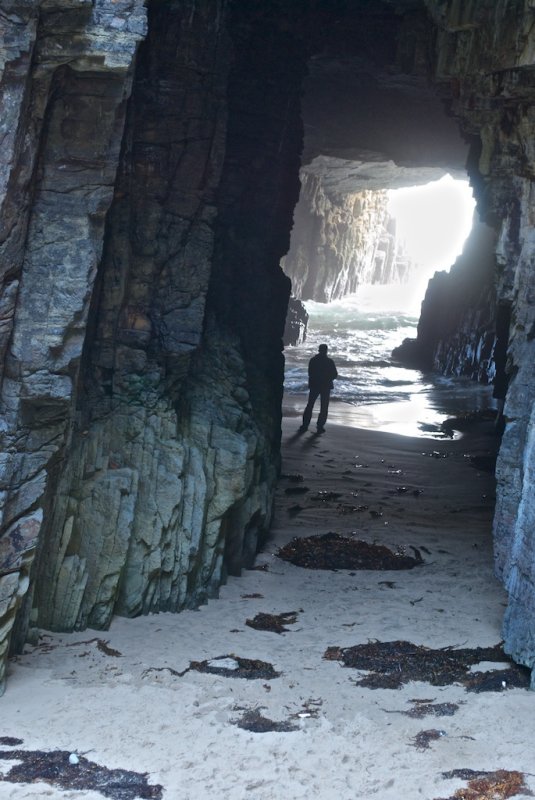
392, 221, 497, 381
283, 162, 443, 303
0, 0, 148, 692
0, 0, 313, 688
283, 171, 388, 302
284, 297, 309, 347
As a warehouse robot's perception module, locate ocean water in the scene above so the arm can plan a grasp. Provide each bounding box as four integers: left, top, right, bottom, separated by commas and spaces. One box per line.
283, 286, 496, 438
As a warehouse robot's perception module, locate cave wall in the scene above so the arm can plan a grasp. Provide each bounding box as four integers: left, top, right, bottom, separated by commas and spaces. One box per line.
33, 0, 238, 633
0, 0, 147, 689
0, 0, 318, 691
424, 0, 535, 677
392, 220, 498, 382
283, 296, 309, 347
282, 170, 394, 302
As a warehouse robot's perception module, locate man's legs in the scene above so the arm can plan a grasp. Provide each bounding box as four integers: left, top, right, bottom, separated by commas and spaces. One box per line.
301, 388, 320, 430
317, 389, 331, 431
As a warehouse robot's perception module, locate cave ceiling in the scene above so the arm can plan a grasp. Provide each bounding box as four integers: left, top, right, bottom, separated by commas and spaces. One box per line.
301, 0, 470, 196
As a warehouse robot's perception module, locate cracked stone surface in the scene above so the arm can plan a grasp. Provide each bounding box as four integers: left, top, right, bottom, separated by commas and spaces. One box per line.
0, 0, 147, 691
0, 0, 310, 691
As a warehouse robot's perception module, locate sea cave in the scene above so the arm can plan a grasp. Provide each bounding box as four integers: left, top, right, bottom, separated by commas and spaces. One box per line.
1, 0, 534, 714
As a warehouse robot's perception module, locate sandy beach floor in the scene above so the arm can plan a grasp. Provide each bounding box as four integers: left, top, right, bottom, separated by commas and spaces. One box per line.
1, 411, 535, 800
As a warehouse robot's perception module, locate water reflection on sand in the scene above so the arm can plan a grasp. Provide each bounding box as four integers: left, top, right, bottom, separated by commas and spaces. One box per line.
284, 378, 496, 439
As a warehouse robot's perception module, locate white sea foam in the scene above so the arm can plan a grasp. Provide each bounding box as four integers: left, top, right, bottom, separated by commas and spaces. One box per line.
284, 286, 495, 437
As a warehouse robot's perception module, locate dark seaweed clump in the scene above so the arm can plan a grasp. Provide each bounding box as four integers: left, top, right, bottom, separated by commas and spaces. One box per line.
436, 769, 533, 799
277, 532, 423, 570
0, 748, 162, 799
189, 654, 280, 680
324, 640, 531, 691
246, 611, 298, 634
233, 709, 298, 733
404, 701, 459, 719
411, 729, 446, 750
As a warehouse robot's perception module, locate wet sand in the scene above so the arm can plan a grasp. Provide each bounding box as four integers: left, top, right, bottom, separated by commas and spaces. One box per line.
1, 413, 534, 800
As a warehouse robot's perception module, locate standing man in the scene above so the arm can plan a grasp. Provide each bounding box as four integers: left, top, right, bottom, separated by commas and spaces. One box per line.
299, 344, 338, 434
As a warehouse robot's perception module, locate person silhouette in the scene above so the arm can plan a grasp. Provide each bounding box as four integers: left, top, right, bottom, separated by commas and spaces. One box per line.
299, 344, 338, 434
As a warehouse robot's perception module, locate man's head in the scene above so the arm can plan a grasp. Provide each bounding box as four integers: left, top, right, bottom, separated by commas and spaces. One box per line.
318, 344, 328, 355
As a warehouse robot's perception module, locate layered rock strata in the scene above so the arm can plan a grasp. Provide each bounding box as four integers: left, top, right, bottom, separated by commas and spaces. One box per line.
0, 0, 147, 689
0, 0, 313, 691
283, 170, 391, 302
424, 0, 535, 680
283, 164, 422, 303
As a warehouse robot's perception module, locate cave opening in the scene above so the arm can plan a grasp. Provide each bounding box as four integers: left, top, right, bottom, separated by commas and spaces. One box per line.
281, 0, 501, 442
282, 170, 495, 439
275, 0, 515, 702
386, 174, 476, 309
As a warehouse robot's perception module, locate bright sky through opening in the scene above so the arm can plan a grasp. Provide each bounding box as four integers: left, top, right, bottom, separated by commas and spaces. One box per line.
387, 174, 476, 275
381, 174, 476, 314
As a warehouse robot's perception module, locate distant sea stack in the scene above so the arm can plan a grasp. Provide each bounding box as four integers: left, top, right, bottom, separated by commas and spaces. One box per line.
284, 297, 309, 347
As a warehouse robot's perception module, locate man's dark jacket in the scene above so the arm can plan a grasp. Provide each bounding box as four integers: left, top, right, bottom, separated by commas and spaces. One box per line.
308, 353, 338, 391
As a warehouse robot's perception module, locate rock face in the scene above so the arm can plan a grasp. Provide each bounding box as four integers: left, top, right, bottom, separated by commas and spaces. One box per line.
283, 297, 309, 347
0, 0, 148, 687
1, 0, 535, 692
283, 171, 390, 302
392, 220, 497, 382
283, 157, 461, 304
423, 0, 535, 680
0, 0, 314, 690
